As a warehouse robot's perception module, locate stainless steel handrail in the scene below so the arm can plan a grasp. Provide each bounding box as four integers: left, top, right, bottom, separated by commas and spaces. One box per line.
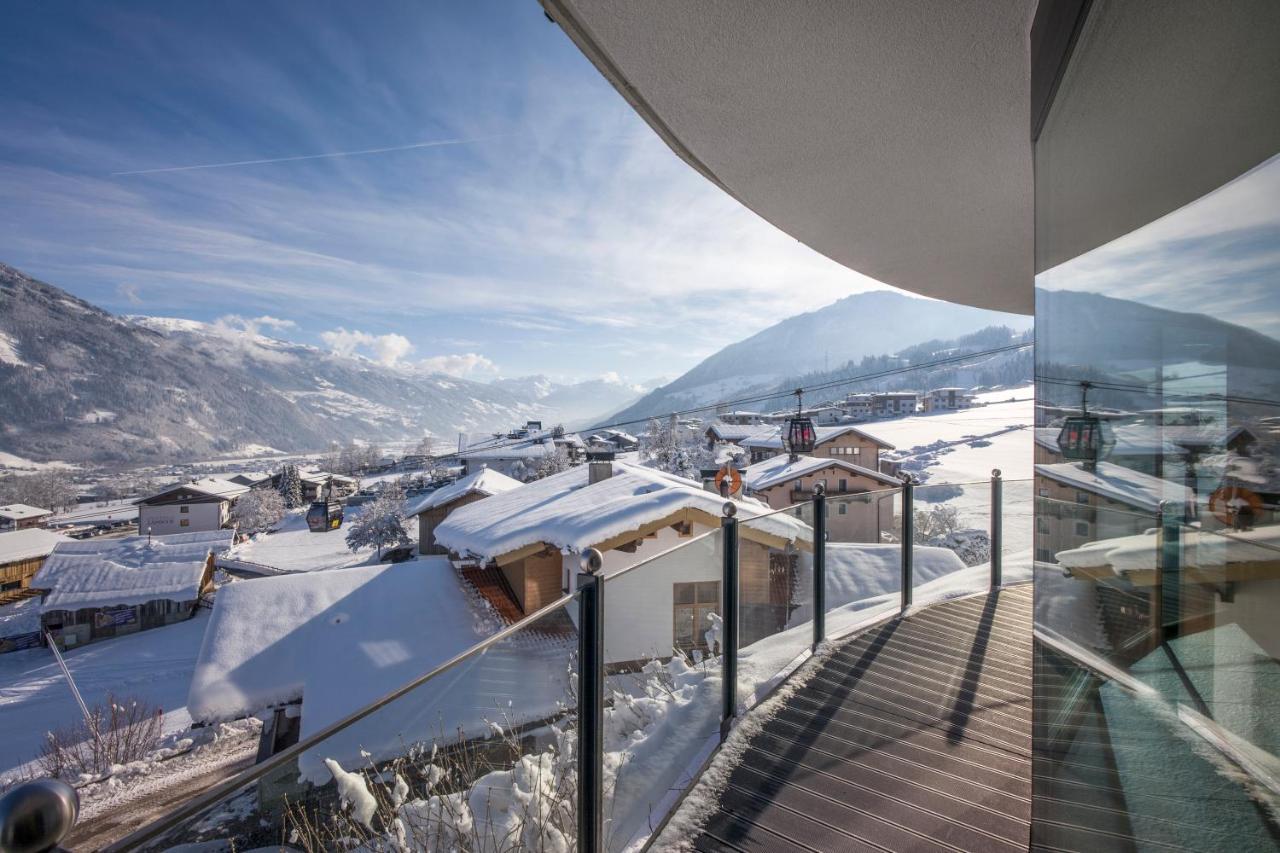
104, 587, 579, 851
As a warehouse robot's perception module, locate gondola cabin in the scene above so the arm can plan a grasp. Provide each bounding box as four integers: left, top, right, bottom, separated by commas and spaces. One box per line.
1056, 416, 1115, 465
306, 499, 344, 533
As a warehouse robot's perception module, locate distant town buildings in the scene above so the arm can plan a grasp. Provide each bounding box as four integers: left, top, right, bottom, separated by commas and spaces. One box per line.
0, 504, 52, 531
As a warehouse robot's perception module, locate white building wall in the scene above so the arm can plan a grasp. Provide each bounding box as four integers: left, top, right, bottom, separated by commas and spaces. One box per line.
563, 522, 722, 664
139, 501, 226, 535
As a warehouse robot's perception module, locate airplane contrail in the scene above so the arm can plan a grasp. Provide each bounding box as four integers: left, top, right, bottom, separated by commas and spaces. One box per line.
111, 134, 501, 176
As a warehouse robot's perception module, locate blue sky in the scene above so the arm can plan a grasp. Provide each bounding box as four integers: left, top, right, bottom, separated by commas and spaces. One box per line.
0, 1, 886, 384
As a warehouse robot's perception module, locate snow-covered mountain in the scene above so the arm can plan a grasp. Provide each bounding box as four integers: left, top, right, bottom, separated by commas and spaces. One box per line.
608, 290, 1035, 424
490, 374, 653, 426
0, 264, 548, 465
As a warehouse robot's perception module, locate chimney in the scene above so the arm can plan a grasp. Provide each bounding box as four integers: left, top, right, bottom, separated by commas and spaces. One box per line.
588, 460, 613, 485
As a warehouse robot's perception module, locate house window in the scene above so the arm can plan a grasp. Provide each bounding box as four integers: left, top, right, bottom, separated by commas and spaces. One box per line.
1039, 488, 1049, 497
1076, 491, 1090, 505
839, 479, 848, 493
179, 506, 189, 514
1037, 516, 1050, 534
179, 518, 190, 527
838, 503, 848, 515
1074, 521, 1090, 537
673, 581, 720, 652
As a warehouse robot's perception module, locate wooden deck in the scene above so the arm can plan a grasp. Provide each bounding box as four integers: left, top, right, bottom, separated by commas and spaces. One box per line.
694, 584, 1033, 853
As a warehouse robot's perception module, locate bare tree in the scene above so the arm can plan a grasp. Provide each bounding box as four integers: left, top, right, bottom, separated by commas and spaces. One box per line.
37, 694, 164, 780
0, 469, 78, 512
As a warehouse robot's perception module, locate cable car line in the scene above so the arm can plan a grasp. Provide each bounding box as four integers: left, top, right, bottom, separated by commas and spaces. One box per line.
424, 342, 1033, 464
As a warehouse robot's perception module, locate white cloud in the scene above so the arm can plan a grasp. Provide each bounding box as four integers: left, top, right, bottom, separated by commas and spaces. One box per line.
416, 352, 497, 378
116, 282, 143, 305
599, 371, 621, 384
251, 315, 296, 331
320, 327, 416, 367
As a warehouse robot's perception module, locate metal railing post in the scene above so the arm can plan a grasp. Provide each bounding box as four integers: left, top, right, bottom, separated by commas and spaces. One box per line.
813, 485, 826, 651
900, 476, 914, 612
721, 503, 739, 738
990, 469, 1003, 589
576, 549, 604, 853
1158, 501, 1181, 644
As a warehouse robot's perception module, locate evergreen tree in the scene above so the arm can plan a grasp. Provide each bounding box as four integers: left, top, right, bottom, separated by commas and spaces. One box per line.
278, 464, 304, 509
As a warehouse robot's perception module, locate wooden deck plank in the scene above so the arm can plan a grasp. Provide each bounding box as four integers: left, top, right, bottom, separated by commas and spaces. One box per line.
693, 585, 1034, 853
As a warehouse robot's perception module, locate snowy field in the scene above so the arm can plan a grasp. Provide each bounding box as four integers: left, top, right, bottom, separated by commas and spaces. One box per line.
228, 508, 373, 573
0, 612, 209, 775
857, 385, 1034, 482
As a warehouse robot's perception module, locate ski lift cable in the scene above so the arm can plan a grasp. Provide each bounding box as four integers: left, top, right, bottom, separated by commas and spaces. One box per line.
1036, 374, 1280, 410
427, 341, 1033, 464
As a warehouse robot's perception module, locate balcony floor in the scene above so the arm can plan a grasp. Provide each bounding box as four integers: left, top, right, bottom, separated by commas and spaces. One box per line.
694, 584, 1033, 852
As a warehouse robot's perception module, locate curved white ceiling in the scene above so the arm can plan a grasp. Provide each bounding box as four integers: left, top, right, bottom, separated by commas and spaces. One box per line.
544, 0, 1038, 314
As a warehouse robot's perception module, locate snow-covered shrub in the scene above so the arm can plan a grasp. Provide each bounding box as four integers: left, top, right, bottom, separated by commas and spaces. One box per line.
930, 529, 991, 566
345, 484, 410, 559
230, 487, 285, 535
640, 418, 715, 480
913, 504, 991, 565
281, 655, 721, 853
532, 448, 573, 481
37, 693, 164, 780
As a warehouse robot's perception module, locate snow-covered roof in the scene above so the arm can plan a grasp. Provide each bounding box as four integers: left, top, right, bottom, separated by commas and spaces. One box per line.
435, 461, 809, 562
0, 596, 40, 638
1035, 461, 1192, 513
744, 454, 899, 492
1057, 524, 1280, 575
33, 530, 233, 612
0, 528, 68, 564
405, 467, 523, 516
739, 424, 895, 451
137, 477, 249, 504
186, 558, 571, 781
459, 435, 558, 461
0, 504, 52, 522
706, 422, 775, 443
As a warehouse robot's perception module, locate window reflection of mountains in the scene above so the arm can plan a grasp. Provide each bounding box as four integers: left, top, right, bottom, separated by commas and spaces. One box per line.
1035, 288, 1280, 418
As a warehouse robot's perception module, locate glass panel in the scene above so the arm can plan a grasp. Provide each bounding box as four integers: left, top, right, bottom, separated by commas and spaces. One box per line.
600, 530, 722, 853
735, 502, 815, 704
1001, 477, 1035, 580
821, 487, 903, 637
911, 480, 991, 604
1034, 3, 1280, 845
124, 600, 580, 851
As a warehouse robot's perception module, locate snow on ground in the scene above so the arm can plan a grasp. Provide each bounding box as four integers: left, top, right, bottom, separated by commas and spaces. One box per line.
0, 331, 27, 366
0, 612, 210, 775
0, 451, 76, 472
228, 508, 371, 573
857, 388, 1034, 482
73, 718, 261, 826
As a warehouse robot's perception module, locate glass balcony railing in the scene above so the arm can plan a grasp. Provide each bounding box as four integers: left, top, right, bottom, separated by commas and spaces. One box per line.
63, 473, 1034, 853
107, 597, 582, 851
1032, 499, 1280, 849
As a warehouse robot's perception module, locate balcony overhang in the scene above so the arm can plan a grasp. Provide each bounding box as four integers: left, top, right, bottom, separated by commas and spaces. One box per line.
542, 0, 1037, 314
